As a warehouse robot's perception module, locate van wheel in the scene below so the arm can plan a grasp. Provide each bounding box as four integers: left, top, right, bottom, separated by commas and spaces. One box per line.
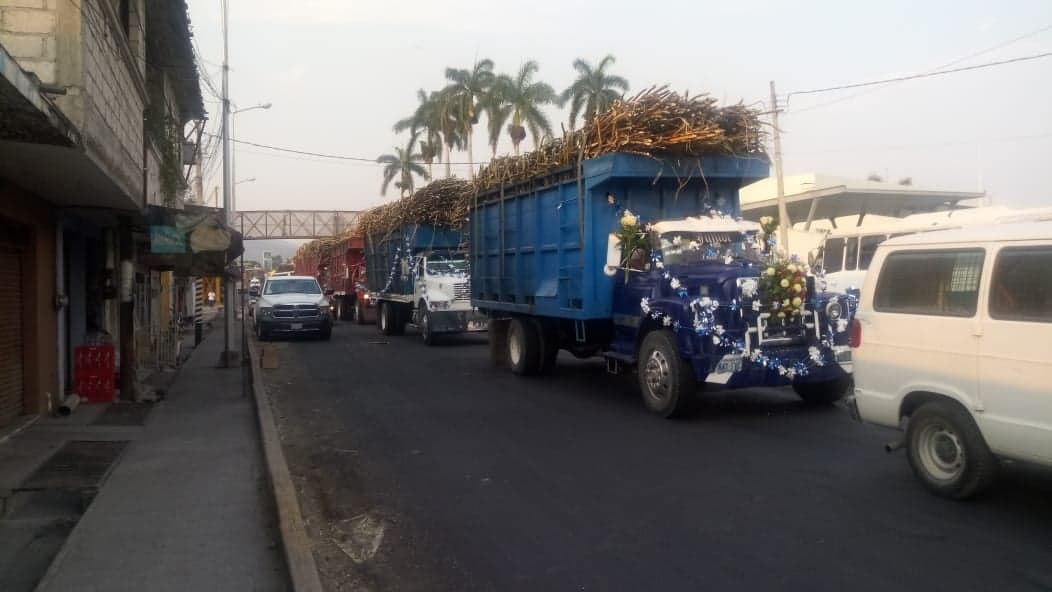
906, 401, 997, 500
507, 318, 540, 376
792, 376, 851, 405
637, 331, 696, 418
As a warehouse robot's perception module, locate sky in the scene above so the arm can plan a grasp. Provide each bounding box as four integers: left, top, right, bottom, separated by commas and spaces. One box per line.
186, 0, 1052, 217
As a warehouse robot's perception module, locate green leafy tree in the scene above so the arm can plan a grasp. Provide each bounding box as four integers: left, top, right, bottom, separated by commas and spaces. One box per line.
559, 55, 629, 130
444, 59, 496, 176
479, 86, 511, 158
497, 61, 557, 155
394, 90, 444, 178
377, 144, 429, 197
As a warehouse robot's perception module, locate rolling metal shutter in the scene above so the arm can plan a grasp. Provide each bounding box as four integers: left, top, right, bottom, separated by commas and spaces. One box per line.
0, 249, 25, 426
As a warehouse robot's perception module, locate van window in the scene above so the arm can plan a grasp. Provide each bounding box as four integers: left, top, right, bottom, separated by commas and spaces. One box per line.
989, 246, 1052, 322
858, 235, 886, 270
874, 249, 984, 317
823, 238, 845, 272
845, 237, 859, 270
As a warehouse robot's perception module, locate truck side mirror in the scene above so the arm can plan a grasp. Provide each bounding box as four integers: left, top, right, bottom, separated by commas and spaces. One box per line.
604, 234, 621, 277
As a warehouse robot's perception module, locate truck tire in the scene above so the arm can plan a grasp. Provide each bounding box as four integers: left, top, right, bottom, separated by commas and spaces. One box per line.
508, 318, 541, 376
906, 400, 997, 500
792, 375, 851, 405
378, 302, 402, 336
418, 302, 437, 346
532, 318, 558, 375
637, 330, 696, 418
488, 319, 510, 367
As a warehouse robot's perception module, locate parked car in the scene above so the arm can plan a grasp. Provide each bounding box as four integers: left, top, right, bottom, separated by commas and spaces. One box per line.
253, 275, 333, 340
849, 221, 1052, 499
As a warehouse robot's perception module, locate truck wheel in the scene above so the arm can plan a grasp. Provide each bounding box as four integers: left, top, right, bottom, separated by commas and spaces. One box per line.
906, 400, 997, 500
378, 302, 396, 336
532, 319, 558, 375
419, 304, 437, 346
792, 376, 851, 405
637, 331, 696, 418
488, 319, 510, 368
508, 318, 541, 376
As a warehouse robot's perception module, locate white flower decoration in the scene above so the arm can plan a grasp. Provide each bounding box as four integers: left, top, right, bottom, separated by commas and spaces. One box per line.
792, 296, 802, 307
765, 267, 776, 276
786, 368, 797, 379
714, 324, 726, 336
620, 210, 638, 228
740, 279, 758, 298
780, 279, 790, 288
712, 335, 721, 345
672, 236, 683, 246
837, 318, 849, 333
689, 240, 701, 251
655, 260, 665, 269
724, 255, 734, 265
663, 315, 672, 327
640, 297, 651, 314
670, 277, 681, 290
787, 264, 797, 273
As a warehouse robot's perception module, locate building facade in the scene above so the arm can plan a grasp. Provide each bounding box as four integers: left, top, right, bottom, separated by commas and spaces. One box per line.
0, 0, 207, 426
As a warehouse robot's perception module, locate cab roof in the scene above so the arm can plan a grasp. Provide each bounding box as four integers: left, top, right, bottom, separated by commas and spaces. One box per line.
880, 220, 1052, 247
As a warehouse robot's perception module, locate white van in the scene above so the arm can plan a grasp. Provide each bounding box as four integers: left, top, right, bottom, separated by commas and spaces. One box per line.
849, 220, 1052, 499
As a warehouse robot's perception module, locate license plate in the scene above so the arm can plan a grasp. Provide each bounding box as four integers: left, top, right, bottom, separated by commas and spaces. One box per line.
715, 356, 742, 375
290, 323, 303, 330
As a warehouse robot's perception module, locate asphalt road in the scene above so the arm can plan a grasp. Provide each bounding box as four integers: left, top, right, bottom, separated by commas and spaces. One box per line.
261, 322, 1052, 592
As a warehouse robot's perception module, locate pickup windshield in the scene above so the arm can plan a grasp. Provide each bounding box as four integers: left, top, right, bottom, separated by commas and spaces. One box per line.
264, 279, 321, 295
426, 255, 468, 276
656, 232, 763, 266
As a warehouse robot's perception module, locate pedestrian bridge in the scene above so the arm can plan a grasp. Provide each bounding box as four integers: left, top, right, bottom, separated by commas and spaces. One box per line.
234, 210, 361, 240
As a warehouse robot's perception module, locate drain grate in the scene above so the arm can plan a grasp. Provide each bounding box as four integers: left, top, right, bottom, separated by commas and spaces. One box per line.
20, 440, 128, 491
92, 402, 154, 426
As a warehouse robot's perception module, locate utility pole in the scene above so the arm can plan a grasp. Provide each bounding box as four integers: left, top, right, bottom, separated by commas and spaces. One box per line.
769, 81, 791, 254
220, 0, 238, 367
194, 134, 204, 204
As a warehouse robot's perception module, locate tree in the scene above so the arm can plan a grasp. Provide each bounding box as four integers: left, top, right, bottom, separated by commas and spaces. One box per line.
377, 144, 429, 197
444, 59, 496, 176
394, 90, 448, 179
560, 55, 629, 130
479, 86, 511, 159
497, 61, 557, 155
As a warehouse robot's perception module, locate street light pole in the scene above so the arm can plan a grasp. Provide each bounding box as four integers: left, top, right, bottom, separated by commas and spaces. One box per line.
230, 103, 271, 217
769, 80, 791, 254
220, 0, 238, 367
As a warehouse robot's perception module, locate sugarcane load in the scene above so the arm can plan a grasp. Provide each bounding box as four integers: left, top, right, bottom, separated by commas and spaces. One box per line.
468, 87, 855, 416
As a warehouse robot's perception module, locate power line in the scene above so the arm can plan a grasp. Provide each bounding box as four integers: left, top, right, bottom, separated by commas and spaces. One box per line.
787, 51, 1052, 99
793, 131, 1052, 155
206, 133, 480, 165
789, 24, 1052, 113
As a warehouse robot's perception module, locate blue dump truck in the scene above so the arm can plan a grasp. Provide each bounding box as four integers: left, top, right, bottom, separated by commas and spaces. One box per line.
366, 224, 486, 344
471, 153, 855, 416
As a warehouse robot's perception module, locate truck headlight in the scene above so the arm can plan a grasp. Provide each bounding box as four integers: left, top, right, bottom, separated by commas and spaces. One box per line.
825, 299, 843, 322
260, 307, 274, 319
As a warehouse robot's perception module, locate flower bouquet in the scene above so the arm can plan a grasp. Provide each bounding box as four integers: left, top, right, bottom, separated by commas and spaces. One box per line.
759, 259, 807, 326
615, 209, 648, 282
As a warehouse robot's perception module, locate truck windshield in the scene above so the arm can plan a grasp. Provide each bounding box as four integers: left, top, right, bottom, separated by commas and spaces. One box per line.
656, 232, 762, 266
426, 255, 468, 277
264, 279, 321, 295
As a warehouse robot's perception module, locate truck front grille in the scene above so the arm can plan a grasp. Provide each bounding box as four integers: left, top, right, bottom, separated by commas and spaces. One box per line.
273, 304, 321, 319
453, 281, 470, 302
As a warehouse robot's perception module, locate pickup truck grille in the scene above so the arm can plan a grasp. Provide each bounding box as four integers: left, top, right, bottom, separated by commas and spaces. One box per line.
273, 304, 321, 319
453, 281, 470, 302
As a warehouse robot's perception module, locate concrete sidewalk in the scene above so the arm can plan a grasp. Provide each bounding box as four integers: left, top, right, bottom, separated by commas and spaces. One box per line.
35, 329, 288, 592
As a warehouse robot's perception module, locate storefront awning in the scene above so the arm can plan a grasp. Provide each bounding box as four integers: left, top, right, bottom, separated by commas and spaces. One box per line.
140, 205, 243, 276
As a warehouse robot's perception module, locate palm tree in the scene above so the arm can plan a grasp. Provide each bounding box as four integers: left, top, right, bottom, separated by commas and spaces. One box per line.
394, 90, 445, 178
444, 59, 496, 175
559, 55, 629, 130
434, 88, 464, 177
497, 61, 557, 155
478, 85, 511, 158
377, 144, 429, 197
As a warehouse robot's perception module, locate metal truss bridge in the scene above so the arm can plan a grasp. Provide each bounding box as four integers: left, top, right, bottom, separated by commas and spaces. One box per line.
234, 210, 361, 240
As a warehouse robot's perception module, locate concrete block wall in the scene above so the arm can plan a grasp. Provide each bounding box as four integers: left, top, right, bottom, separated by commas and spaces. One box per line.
0, 0, 59, 84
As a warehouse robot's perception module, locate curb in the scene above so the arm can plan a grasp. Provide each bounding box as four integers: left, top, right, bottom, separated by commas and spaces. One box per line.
248, 340, 325, 592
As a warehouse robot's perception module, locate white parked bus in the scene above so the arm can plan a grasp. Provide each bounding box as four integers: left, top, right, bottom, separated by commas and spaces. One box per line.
817, 207, 1052, 293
